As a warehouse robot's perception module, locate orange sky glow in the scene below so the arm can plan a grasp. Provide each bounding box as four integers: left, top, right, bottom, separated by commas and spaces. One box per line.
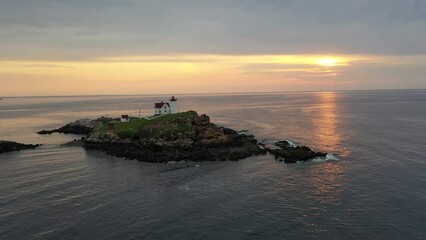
1, 53, 425, 96
1, 1, 426, 96
0, 54, 375, 96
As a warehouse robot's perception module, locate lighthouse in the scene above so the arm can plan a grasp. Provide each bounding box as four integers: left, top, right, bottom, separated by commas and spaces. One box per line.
154, 96, 178, 115
169, 96, 178, 113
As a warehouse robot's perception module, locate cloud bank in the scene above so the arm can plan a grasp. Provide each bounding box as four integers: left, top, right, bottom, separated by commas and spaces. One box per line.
1, 0, 426, 60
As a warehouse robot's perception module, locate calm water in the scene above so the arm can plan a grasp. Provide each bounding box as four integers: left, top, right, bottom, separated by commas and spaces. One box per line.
0, 90, 425, 239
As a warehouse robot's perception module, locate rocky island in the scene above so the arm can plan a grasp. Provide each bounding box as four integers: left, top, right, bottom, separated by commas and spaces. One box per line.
84, 111, 266, 162
36, 111, 331, 163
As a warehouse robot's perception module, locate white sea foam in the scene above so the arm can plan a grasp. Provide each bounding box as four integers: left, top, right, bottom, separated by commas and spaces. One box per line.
260, 139, 276, 144
260, 139, 298, 147
284, 140, 298, 148
311, 154, 340, 163
178, 185, 191, 191
237, 130, 250, 135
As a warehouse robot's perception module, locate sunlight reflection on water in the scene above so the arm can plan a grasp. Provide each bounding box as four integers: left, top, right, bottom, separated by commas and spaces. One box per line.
311, 92, 350, 157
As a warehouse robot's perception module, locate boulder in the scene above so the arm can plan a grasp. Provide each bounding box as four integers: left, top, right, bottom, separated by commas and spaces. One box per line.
194, 114, 210, 126
262, 141, 328, 163
275, 140, 294, 148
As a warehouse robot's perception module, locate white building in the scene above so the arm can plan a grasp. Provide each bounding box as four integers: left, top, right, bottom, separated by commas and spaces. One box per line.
121, 115, 130, 122
154, 96, 178, 115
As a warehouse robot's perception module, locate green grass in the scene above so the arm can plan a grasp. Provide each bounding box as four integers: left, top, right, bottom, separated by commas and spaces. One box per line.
99, 118, 147, 134
99, 111, 197, 139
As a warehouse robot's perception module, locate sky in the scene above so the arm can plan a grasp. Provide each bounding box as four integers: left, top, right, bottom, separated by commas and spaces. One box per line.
1, 0, 426, 96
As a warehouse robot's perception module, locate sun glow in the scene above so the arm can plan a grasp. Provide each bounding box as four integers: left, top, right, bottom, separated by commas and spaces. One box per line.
316, 58, 338, 67
316, 57, 347, 67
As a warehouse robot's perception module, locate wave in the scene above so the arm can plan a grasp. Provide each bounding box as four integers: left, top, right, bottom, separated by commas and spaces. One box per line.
260, 139, 298, 147
310, 153, 340, 163
284, 140, 298, 148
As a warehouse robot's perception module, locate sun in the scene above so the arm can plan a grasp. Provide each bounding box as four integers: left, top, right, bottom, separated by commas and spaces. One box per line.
316, 58, 340, 67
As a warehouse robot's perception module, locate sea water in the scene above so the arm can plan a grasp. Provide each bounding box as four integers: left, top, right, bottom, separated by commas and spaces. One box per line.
1, 90, 425, 239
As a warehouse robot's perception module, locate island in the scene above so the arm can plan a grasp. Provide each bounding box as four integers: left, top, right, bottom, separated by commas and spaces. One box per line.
36, 110, 331, 163
85, 111, 266, 162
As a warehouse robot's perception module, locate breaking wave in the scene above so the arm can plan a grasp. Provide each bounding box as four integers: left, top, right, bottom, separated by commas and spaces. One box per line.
311, 153, 340, 163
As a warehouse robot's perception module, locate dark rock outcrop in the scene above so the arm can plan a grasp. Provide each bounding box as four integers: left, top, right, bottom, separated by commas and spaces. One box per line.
261, 140, 327, 163
61, 139, 84, 147
0, 140, 40, 154
37, 118, 112, 135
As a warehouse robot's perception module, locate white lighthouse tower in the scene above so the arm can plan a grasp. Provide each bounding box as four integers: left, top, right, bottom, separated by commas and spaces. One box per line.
169, 96, 178, 113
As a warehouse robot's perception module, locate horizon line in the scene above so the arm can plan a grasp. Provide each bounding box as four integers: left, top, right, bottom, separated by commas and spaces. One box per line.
1, 87, 425, 98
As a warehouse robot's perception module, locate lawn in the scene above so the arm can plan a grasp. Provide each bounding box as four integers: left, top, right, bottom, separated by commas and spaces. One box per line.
98, 111, 197, 139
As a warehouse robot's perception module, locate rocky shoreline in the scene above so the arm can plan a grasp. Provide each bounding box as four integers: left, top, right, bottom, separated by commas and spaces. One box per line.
0, 141, 41, 154
32, 110, 331, 163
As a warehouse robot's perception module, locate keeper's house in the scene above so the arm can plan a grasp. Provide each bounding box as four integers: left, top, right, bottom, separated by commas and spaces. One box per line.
154, 96, 178, 115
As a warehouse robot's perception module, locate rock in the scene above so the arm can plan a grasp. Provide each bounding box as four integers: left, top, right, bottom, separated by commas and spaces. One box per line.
37, 129, 56, 135
61, 139, 83, 147
86, 131, 119, 143
262, 140, 328, 163
237, 129, 249, 134
0, 140, 40, 154
56, 119, 94, 134
220, 127, 238, 135
194, 114, 210, 126
173, 139, 194, 149
275, 140, 294, 148
196, 125, 229, 145
315, 152, 327, 158
37, 118, 105, 135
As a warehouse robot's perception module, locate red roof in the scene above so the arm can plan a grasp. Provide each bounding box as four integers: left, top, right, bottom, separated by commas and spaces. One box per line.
154, 102, 170, 109
121, 115, 129, 119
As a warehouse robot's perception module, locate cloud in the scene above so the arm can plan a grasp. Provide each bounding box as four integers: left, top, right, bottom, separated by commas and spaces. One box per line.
1, 0, 426, 60
23, 64, 74, 69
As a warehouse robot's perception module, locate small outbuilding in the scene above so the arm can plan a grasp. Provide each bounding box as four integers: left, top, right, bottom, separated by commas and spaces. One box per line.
121, 115, 130, 122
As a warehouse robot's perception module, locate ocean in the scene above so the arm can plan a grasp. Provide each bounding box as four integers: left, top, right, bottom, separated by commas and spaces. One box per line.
0, 90, 425, 239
